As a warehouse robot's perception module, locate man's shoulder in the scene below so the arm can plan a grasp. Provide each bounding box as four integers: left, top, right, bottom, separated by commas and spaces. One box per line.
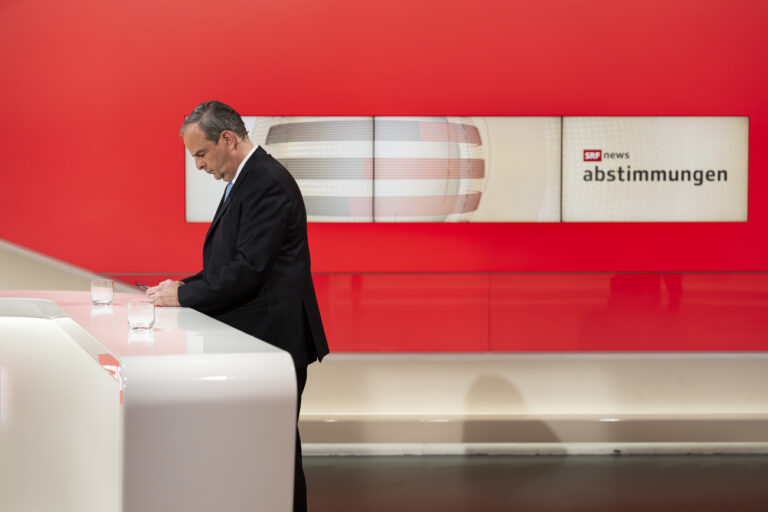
242, 148, 300, 195
244, 147, 287, 177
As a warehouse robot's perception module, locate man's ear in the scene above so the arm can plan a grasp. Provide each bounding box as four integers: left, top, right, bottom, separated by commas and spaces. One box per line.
221, 130, 236, 148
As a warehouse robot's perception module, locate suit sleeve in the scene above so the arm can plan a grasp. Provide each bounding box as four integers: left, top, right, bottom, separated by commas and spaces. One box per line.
177, 179, 289, 314
182, 271, 203, 284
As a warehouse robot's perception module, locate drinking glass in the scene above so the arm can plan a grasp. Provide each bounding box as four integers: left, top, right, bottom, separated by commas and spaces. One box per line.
127, 299, 155, 330
90, 279, 114, 305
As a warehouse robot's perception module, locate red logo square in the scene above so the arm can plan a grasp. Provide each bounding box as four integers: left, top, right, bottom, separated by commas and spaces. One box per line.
584, 150, 602, 162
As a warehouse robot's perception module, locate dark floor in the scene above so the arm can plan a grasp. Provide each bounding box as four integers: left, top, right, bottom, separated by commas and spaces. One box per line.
305, 455, 768, 512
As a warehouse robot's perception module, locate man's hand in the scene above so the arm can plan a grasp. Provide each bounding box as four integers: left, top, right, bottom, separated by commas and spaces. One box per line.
147, 279, 183, 306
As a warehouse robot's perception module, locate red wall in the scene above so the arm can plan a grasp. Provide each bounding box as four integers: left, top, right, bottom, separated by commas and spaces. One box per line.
1, 0, 767, 350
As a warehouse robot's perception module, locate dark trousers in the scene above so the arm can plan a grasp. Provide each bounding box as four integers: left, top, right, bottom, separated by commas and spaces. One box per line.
294, 367, 308, 512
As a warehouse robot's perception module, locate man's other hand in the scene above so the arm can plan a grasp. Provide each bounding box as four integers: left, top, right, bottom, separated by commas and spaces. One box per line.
147, 279, 182, 306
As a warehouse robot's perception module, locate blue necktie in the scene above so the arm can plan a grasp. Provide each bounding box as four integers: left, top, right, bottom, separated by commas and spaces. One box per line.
224, 182, 233, 201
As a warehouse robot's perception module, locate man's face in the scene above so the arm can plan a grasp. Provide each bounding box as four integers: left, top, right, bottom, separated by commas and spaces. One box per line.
183, 123, 234, 181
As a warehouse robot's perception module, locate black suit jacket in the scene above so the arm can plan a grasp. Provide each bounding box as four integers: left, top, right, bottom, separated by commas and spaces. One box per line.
178, 146, 329, 368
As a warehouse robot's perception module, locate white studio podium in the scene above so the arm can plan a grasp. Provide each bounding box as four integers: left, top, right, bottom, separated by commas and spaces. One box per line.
0, 291, 297, 512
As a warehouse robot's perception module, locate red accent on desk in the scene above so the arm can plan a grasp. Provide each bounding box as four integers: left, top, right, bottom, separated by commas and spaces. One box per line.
97, 353, 123, 404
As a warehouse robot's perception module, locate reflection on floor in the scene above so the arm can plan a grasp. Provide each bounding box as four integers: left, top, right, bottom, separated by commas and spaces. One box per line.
305, 455, 768, 512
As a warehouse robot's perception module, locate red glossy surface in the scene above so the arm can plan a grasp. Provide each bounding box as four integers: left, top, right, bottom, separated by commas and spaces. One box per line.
313, 273, 490, 351
490, 273, 768, 351
311, 273, 768, 352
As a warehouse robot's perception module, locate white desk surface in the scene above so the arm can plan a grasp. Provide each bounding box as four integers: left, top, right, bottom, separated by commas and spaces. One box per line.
0, 290, 289, 359
0, 290, 297, 512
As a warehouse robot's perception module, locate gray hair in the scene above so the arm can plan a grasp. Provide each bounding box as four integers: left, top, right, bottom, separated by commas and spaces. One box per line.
179, 101, 248, 143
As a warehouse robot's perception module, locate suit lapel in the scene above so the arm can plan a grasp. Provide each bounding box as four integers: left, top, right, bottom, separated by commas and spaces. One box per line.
209, 190, 232, 232
202, 147, 263, 247
204, 185, 236, 248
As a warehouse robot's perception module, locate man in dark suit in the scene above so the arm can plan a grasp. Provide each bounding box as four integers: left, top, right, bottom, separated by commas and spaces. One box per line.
148, 100, 329, 512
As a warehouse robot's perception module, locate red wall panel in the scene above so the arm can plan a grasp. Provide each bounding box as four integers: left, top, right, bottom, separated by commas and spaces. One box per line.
2, 0, 767, 351
310, 272, 768, 352
313, 274, 490, 351
490, 273, 768, 351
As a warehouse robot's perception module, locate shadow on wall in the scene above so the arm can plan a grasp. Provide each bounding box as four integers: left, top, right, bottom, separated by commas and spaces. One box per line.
302, 364, 563, 446
462, 375, 560, 444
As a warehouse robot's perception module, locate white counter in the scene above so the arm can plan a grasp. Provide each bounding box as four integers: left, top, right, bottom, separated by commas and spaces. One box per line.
0, 291, 297, 512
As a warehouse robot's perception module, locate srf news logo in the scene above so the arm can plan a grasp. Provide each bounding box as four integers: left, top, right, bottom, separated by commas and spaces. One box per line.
584, 150, 602, 162
583, 150, 630, 161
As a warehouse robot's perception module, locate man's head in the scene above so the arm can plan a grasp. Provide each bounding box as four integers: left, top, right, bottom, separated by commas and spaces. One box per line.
180, 101, 253, 182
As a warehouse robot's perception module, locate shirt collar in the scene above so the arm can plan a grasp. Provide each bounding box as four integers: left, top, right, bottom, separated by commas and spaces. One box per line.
230, 145, 257, 186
